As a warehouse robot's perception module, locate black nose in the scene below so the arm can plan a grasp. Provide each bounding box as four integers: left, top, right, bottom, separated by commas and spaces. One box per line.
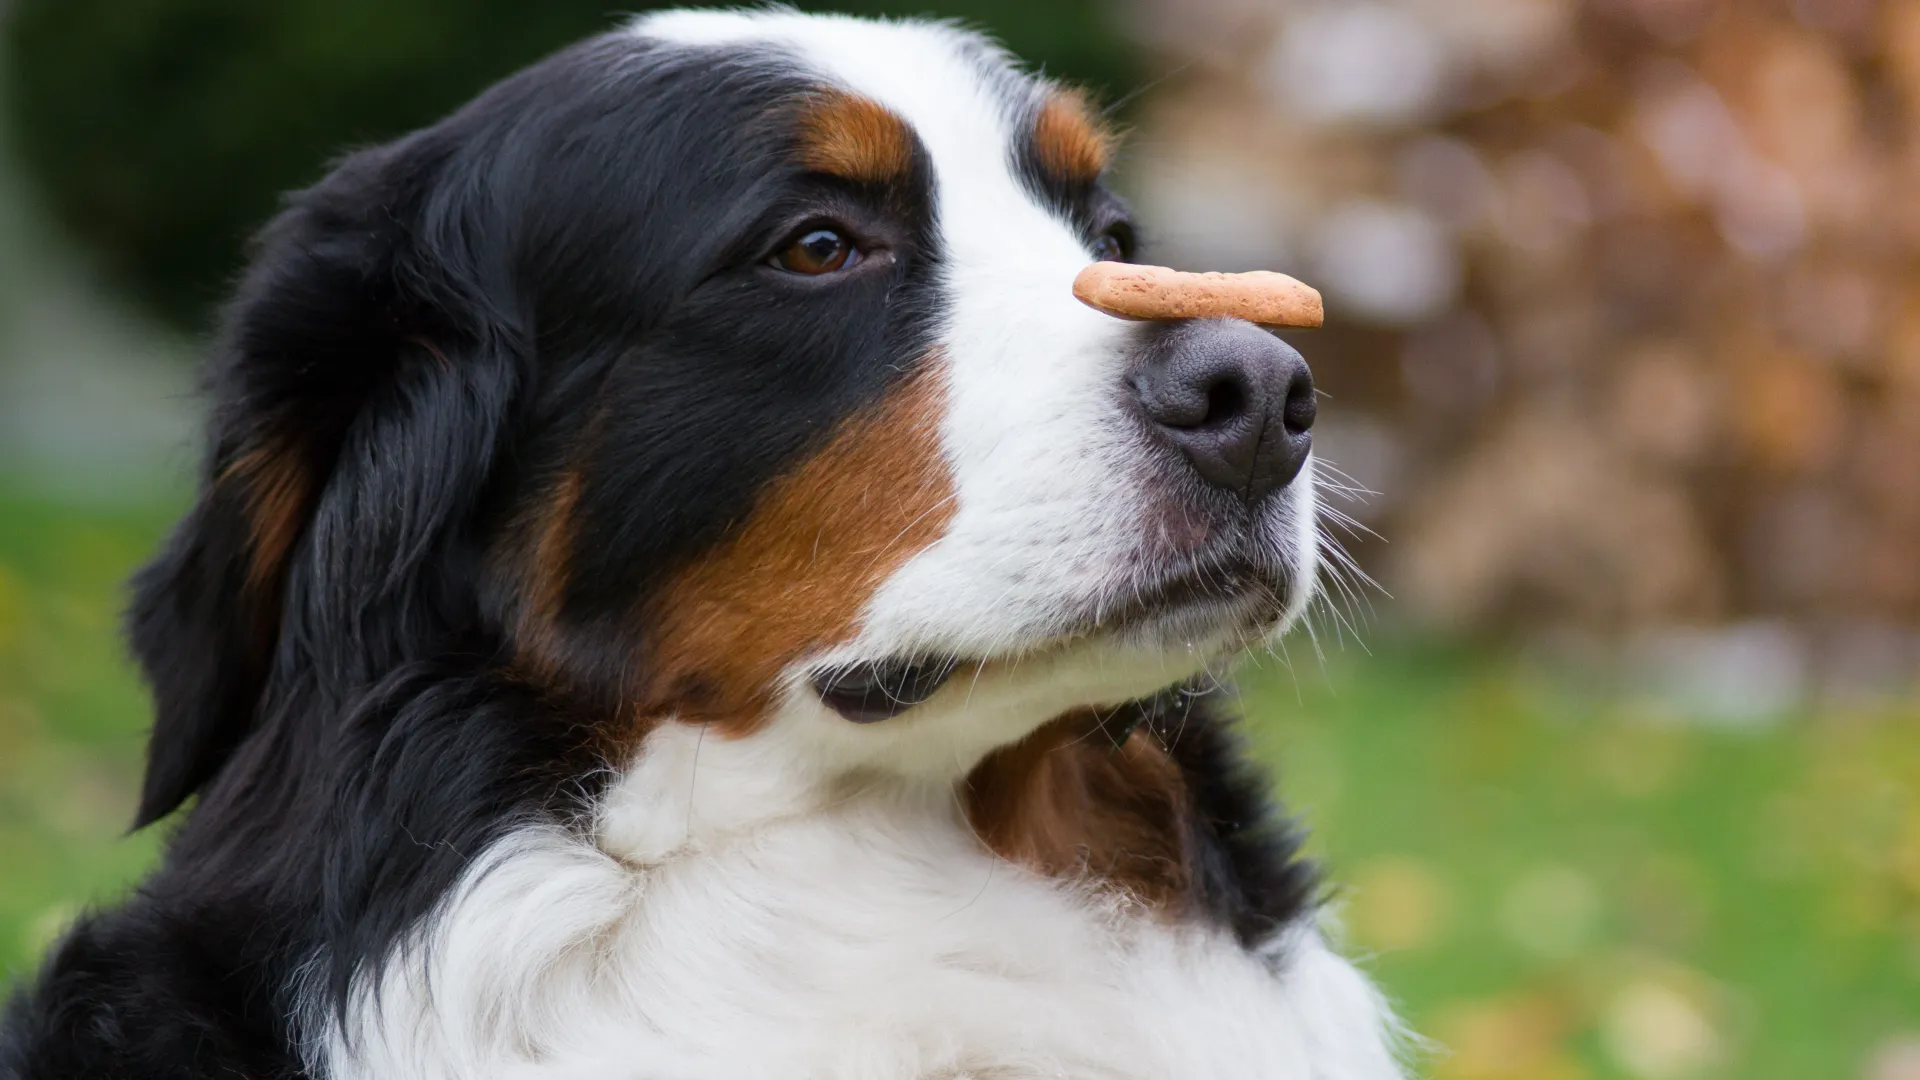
1132, 319, 1316, 504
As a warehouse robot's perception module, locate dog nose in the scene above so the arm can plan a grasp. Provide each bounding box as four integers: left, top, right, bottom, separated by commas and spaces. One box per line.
1133, 319, 1315, 504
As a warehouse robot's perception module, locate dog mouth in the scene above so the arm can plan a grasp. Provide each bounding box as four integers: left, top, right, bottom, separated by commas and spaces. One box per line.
1091, 555, 1286, 632
810, 655, 965, 724
810, 558, 1287, 725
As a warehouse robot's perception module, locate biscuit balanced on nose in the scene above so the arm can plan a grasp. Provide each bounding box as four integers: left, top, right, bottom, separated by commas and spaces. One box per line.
1072, 263, 1324, 329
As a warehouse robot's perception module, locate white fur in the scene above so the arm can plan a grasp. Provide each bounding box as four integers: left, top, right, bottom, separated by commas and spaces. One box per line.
315, 724, 1404, 1080
310, 12, 1398, 1080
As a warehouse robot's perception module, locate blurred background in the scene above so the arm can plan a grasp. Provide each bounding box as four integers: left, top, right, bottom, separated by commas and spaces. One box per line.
0, 0, 1916, 1076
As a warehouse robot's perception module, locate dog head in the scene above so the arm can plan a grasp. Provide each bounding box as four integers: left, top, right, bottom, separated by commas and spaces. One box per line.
130, 11, 1321, 823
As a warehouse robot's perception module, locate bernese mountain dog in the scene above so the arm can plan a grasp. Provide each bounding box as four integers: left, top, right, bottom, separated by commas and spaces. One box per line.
1, 10, 1406, 1078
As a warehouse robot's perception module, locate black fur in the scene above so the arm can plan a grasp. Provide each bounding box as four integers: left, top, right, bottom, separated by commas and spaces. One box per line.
2, 24, 1317, 1079
2, 31, 941, 1078
1144, 689, 1321, 948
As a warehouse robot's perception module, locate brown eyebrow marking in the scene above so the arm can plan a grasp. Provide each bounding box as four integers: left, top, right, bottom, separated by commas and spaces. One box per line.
1032, 87, 1114, 183
796, 89, 916, 184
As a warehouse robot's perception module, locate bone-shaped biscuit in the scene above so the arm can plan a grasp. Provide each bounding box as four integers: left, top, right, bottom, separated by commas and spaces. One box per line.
1072, 263, 1324, 329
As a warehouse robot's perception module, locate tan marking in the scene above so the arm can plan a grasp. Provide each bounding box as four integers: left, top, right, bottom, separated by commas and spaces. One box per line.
965, 712, 1195, 910
1033, 88, 1114, 183
221, 439, 313, 595
641, 367, 954, 733
797, 90, 915, 183
513, 469, 583, 679
1073, 263, 1325, 329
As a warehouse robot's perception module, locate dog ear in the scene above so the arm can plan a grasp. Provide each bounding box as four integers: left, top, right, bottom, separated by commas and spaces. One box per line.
129, 141, 524, 827
127, 465, 292, 828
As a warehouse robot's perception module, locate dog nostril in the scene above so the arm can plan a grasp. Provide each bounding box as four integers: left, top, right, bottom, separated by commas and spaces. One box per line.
1201, 377, 1248, 429
1282, 371, 1316, 435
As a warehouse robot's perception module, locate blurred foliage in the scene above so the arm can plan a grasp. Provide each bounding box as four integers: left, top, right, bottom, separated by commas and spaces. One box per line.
1, 481, 1914, 1077
0, 0, 1136, 333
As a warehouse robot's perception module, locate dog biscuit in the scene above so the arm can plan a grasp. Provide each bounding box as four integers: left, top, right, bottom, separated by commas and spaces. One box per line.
1073, 263, 1324, 329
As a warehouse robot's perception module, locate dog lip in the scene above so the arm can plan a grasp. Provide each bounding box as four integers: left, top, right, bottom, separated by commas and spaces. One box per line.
1089, 556, 1285, 632
811, 655, 963, 724
814, 561, 1283, 725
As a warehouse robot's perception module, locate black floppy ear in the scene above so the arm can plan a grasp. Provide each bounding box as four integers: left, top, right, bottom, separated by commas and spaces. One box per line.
128, 176, 400, 828
127, 440, 318, 828
129, 138, 521, 827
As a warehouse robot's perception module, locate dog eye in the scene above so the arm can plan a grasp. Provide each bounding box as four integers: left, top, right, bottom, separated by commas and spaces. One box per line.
773, 228, 860, 275
1092, 225, 1132, 262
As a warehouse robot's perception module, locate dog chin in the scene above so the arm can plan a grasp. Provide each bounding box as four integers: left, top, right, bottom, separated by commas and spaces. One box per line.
807, 584, 1286, 734
799, 489, 1319, 770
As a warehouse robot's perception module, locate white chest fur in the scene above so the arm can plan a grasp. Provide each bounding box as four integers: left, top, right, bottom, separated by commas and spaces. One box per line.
311, 725, 1405, 1080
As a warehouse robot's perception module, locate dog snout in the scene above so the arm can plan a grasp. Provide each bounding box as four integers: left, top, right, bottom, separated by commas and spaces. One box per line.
1131, 319, 1315, 505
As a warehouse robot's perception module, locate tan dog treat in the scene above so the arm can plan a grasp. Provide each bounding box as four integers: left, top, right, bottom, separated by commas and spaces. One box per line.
1072, 263, 1324, 329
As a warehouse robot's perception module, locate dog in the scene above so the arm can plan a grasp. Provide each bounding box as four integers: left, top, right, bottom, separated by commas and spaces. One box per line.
1, 10, 1405, 1078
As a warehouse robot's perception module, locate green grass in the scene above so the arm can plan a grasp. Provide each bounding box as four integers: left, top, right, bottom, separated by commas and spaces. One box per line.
1237, 651, 1920, 1078
0, 480, 1914, 1078
0, 484, 173, 977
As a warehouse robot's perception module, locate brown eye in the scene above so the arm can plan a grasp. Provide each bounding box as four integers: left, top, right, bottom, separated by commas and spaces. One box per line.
774, 228, 859, 275
1093, 227, 1130, 262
